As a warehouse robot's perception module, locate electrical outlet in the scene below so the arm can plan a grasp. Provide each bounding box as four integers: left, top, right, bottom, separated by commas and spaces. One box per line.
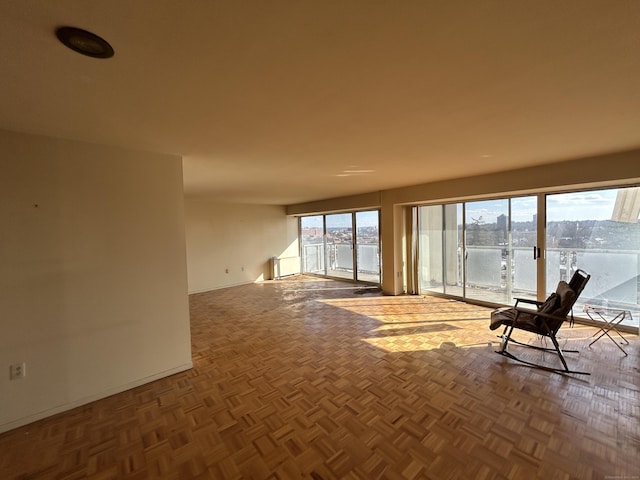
10, 363, 26, 380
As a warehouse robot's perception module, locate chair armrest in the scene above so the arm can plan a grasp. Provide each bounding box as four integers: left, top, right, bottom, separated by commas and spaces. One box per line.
513, 306, 566, 320
512, 306, 540, 315
514, 297, 543, 307
512, 306, 568, 334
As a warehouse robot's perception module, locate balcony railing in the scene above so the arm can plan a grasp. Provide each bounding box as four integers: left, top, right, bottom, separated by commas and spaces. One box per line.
461, 246, 639, 326
301, 243, 380, 282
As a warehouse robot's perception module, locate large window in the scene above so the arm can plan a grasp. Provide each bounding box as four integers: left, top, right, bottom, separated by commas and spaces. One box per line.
546, 188, 640, 324
417, 186, 639, 328
419, 197, 538, 304
300, 215, 325, 274
300, 210, 380, 283
418, 203, 460, 296
465, 197, 538, 305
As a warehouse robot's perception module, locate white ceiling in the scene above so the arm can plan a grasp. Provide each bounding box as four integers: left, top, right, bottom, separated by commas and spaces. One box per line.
2, 1, 640, 205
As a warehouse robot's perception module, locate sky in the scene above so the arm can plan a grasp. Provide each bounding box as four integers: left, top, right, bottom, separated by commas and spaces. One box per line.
300, 187, 637, 229
466, 189, 622, 223
301, 210, 379, 228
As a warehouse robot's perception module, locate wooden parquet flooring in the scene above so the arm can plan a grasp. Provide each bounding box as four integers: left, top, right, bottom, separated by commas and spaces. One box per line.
1, 275, 639, 479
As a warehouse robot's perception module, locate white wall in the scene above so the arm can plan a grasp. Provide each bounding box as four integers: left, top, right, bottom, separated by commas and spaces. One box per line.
185, 199, 298, 293
0, 130, 192, 433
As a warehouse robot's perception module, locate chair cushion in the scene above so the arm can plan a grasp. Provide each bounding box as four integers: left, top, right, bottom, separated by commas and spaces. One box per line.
489, 280, 577, 334
490, 307, 513, 330
539, 292, 559, 314
490, 307, 538, 331
532, 281, 576, 334
553, 281, 576, 316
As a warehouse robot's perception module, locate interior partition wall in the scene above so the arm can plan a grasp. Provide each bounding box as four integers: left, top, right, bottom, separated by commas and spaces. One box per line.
417, 186, 640, 329
300, 210, 380, 283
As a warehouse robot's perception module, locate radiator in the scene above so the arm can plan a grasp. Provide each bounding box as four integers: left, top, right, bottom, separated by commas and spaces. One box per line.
270, 256, 301, 279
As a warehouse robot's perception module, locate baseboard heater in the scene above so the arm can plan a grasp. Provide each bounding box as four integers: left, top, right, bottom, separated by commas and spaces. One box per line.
270, 256, 301, 279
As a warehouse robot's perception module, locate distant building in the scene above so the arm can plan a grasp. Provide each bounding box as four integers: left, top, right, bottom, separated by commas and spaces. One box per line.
497, 214, 507, 231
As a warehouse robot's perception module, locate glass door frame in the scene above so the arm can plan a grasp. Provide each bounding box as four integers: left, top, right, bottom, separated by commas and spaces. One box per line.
415, 184, 640, 331
325, 212, 355, 280
299, 209, 381, 285
417, 195, 539, 306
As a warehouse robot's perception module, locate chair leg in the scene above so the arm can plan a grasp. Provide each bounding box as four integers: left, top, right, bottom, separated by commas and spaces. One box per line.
497, 349, 590, 375
549, 334, 570, 372
494, 330, 589, 375
506, 337, 579, 354
497, 323, 515, 353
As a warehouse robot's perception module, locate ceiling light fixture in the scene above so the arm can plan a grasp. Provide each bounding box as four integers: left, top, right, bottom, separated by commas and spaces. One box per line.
55, 26, 114, 59
334, 169, 376, 177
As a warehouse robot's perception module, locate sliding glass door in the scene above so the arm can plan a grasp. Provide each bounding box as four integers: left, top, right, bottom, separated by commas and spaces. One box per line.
463, 196, 538, 304
300, 210, 380, 283
418, 203, 462, 296
546, 187, 640, 325
325, 213, 353, 280
509, 196, 539, 303
417, 187, 639, 328
300, 215, 325, 274
464, 199, 510, 303
355, 211, 381, 283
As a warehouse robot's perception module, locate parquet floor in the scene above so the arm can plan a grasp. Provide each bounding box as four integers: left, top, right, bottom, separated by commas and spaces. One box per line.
1, 275, 639, 479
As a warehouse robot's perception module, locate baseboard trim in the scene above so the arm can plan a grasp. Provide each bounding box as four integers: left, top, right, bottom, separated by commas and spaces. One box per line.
188, 280, 255, 295
0, 362, 193, 435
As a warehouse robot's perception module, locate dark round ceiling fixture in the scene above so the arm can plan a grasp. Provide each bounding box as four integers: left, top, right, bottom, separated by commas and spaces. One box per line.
55, 26, 114, 59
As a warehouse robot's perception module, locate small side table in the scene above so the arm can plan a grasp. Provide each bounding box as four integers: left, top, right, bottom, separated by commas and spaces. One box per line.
584, 305, 631, 356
